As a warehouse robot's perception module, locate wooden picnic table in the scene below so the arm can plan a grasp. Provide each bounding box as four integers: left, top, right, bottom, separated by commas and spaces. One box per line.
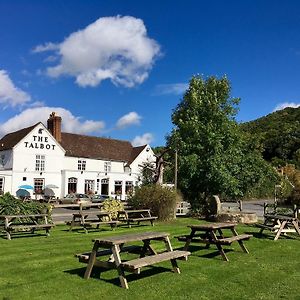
0, 214, 54, 240
117, 209, 158, 227
178, 223, 252, 262
68, 211, 119, 233
77, 231, 190, 289
258, 214, 300, 241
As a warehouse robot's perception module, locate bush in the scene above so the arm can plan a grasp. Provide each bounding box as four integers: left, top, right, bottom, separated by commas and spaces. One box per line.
0, 192, 52, 222
101, 198, 124, 220
128, 185, 180, 221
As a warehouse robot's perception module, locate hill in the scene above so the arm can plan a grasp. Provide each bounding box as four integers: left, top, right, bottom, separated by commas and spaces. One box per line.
240, 107, 300, 166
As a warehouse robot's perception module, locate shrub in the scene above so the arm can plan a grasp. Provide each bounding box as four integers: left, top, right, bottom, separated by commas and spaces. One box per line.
0, 192, 52, 222
101, 198, 124, 219
128, 185, 180, 221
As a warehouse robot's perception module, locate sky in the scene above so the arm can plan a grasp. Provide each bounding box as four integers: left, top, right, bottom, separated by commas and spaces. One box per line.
1, 0, 300, 147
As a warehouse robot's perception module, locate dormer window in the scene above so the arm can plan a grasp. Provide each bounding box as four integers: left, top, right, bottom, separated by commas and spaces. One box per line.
78, 160, 86, 171
104, 161, 111, 173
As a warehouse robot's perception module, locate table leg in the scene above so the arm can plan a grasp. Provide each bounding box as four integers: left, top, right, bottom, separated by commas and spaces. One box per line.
164, 236, 180, 273
292, 220, 300, 236
140, 239, 157, 257
183, 228, 196, 251
211, 230, 229, 262
84, 241, 99, 279
69, 216, 75, 232
5, 218, 11, 240
231, 228, 249, 254
111, 244, 128, 289
274, 220, 287, 241
217, 229, 224, 239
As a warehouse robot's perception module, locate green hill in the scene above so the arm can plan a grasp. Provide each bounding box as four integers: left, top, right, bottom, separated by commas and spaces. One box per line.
240, 107, 300, 166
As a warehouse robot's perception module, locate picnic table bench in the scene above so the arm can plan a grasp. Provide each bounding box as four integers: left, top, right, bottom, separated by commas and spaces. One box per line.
177, 223, 252, 261
0, 214, 54, 240
76, 231, 190, 289
257, 202, 300, 240
117, 209, 157, 227
67, 211, 120, 233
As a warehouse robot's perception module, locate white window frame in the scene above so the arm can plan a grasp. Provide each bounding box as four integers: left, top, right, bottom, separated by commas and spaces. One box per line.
35, 155, 45, 171
0, 177, 4, 192
104, 161, 111, 173
34, 178, 44, 194
78, 160, 86, 171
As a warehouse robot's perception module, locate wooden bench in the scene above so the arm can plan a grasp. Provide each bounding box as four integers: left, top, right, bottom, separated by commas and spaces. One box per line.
120, 250, 190, 274
117, 209, 158, 227
257, 202, 300, 240
0, 214, 54, 240
67, 211, 119, 233
179, 223, 252, 261
221, 200, 243, 212
80, 231, 190, 289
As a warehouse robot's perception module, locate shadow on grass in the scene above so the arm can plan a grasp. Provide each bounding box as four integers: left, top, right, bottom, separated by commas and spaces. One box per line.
65, 265, 175, 287
245, 230, 300, 240
175, 244, 234, 260
0, 231, 51, 240
61, 227, 115, 234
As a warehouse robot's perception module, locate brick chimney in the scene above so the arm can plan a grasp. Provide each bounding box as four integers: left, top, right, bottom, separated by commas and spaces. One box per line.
47, 112, 62, 143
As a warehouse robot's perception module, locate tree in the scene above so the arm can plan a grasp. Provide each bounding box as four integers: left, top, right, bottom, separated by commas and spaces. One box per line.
167, 75, 277, 207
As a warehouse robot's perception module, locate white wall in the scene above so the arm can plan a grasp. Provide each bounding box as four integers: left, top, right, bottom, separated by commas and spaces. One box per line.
11, 123, 65, 197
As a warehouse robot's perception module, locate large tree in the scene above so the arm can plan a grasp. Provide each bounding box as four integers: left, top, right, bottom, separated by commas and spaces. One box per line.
167, 75, 277, 206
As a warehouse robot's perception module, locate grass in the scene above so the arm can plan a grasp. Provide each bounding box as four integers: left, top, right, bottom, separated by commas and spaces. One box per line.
1, 218, 300, 300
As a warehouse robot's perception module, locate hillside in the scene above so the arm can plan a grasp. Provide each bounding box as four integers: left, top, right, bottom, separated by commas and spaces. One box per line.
240, 107, 300, 166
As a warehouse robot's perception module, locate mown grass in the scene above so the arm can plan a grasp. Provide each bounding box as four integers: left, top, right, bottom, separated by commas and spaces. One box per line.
1, 218, 300, 300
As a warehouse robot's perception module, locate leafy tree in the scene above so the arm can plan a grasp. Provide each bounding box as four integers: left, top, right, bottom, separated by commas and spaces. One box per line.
241, 107, 300, 168
167, 75, 277, 207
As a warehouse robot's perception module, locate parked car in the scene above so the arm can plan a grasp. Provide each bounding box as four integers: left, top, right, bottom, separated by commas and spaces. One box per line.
59, 193, 92, 205
91, 194, 110, 203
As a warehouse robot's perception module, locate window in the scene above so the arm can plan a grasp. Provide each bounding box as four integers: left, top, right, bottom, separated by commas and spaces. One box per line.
101, 178, 109, 195
35, 155, 45, 171
85, 179, 95, 194
0, 177, 4, 193
78, 160, 86, 171
114, 181, 122, 195
68, 177, 77, 194
125, 181, 133, 194
104, 161, 111, 173
96, 179, 100, 193
34, 178, 44, 194
0, 155, 5, 167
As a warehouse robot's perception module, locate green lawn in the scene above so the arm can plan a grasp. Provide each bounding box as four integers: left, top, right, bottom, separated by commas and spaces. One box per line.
1, 218, 300, 300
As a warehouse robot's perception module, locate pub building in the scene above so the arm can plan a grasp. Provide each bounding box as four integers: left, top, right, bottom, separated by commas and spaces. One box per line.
0, 112, 155, 200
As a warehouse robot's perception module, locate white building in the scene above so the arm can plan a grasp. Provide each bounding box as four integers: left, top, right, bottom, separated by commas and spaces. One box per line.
0, 113, 155, 200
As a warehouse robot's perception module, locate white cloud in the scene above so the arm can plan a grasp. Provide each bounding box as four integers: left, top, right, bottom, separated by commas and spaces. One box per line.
273, 102, 300, 112
0, 70, 31, 107
32, 42, 59, 53
154, 83, 188, 96
116, 111, 141, 129
0, 107, 105, 137
131, 133, 153, 146
34, 16, 160, 88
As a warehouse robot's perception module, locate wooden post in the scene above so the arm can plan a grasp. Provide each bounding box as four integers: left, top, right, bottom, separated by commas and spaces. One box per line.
174, 149, 178, 191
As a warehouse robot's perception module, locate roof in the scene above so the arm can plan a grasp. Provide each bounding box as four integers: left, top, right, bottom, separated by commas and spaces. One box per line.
0, 124, 146, 163
0, 123, 39, 151
61, 132, 145, 162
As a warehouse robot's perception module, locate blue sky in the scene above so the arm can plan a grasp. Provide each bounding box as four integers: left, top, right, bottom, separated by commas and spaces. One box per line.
1, 0, 300, 146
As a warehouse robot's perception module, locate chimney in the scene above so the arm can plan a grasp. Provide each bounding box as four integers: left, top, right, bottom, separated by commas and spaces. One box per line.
47, 112, 62, 143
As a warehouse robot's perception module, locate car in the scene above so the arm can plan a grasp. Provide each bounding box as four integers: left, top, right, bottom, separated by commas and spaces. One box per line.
91, 194, 110, 203
59, 193, 92, 205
